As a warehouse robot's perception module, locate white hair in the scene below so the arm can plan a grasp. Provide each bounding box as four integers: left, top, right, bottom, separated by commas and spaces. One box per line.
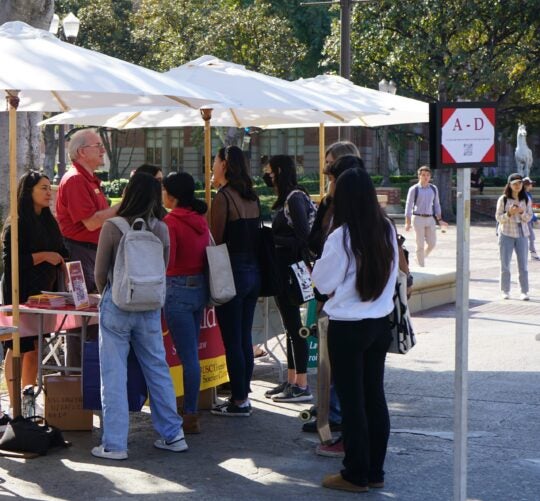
67, 129, 98, 161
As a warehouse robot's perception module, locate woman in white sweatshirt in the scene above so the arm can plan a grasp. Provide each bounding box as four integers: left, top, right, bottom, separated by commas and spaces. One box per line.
312, 167, 398, 493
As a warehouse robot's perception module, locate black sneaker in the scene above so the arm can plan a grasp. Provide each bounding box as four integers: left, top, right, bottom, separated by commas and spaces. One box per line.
0, 412, 11, 432
272, 384, 313, 403
210, 399, 252, 417
302, 419, 342, 433
264, 381, 289, 399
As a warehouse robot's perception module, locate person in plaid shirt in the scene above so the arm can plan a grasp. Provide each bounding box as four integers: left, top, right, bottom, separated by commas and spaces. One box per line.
495, 173, 533, 300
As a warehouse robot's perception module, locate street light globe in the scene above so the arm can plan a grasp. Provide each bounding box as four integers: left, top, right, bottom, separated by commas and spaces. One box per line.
49, 14, 59, 35
62, 12, 80, 42
378, 78, 389, 93
388, 80, 397, 95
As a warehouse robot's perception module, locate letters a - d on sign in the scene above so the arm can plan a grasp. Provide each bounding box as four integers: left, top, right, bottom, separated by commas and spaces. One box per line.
429, 102, 497, 169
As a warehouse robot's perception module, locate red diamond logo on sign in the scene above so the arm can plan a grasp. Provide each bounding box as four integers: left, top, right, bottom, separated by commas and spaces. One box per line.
441, 107, 495, 164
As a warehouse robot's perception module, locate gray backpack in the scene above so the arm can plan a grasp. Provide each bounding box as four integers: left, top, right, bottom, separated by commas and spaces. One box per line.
108, 217, 166, 312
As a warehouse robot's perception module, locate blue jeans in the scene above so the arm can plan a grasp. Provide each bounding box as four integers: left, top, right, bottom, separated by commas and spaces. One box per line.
164, 274, 208, 414
499, 233, 529, 293
99, 287, 182, 452
216, 254, 261, 402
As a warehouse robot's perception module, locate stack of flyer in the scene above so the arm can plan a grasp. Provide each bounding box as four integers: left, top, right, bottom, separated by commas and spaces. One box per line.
27, 293, 66, 308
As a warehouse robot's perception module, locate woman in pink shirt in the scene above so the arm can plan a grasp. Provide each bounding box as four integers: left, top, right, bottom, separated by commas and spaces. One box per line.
162, 172, 210, 434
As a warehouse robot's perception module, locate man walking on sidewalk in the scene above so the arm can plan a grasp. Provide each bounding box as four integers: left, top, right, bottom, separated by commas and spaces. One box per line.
404, 166, 448, 267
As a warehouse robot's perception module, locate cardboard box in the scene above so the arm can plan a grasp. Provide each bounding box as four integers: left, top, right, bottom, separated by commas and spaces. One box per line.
176, 387, 216, 411
44, 375, 93, 431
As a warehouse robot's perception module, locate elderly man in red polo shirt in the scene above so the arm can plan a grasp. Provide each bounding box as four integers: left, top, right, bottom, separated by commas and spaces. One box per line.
56, 129, 119, 367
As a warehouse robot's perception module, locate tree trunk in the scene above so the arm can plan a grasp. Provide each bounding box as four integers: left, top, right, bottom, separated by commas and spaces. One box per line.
0, 0, 54, 219
41, 124, 57, 180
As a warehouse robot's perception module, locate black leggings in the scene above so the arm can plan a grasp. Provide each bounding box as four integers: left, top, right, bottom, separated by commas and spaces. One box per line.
274, 290, 309, 374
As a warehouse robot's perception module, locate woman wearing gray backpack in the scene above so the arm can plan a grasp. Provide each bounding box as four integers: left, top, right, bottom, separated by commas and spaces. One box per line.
93, 172, 185, 460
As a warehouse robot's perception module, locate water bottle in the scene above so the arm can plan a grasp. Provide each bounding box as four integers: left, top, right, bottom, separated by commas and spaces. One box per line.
22, 385, 35, 418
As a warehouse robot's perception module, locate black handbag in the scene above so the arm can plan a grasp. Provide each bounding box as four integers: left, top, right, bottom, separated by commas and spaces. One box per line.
258, 221, 282, 297
0, 415, 70, 455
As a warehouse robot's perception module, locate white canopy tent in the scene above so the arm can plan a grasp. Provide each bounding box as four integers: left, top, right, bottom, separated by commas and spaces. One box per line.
0, 21, 223, 415
40, 55, 391, 201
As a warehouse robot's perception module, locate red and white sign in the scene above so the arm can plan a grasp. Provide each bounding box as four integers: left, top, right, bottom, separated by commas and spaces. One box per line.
441, 107, 495, 164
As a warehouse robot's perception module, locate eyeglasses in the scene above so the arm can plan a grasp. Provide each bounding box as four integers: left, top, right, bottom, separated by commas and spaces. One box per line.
81, 142, 105, 149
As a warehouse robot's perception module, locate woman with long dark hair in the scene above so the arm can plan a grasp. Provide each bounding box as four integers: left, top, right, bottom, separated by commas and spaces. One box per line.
264, 155, 315, 403
93, 172, 186, 460
495, 173, 532, 300
312, 168, 398, 493
2, 170, 68, 407
210, 145, 261, 416
162, 172, 210, 433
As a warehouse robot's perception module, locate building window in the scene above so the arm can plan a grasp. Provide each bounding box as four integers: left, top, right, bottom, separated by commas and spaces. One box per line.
145, 129, 184, 170
259, 129, 305, 168
287, 129, 305, 170
170, 129, 184, 171
146, 129, 162, 165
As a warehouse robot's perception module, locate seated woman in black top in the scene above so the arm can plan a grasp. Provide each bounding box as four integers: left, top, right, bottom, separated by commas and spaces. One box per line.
1, 171, 68, 407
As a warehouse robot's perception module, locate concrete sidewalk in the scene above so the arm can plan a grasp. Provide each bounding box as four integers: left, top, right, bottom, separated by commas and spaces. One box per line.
0, 223, 539, 500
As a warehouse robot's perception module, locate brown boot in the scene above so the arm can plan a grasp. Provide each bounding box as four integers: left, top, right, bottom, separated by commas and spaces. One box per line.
182, 413, 201, 434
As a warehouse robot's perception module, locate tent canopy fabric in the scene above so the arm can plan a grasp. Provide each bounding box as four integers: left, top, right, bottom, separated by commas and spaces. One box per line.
39, 55, 390, 129
283, 75, 429, 128
0, 22, 222, 111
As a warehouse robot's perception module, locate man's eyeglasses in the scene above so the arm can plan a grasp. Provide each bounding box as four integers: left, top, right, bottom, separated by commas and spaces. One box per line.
81, 142, 105, 149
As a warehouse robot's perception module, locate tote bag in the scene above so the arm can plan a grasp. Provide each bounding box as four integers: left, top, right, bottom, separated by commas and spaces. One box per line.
206, 234, 236, 306
388, 270, 416, 354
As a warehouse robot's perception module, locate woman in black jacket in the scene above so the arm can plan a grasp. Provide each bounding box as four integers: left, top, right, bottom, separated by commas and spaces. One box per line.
265, 155, 315, 403
2, 170, 68, 406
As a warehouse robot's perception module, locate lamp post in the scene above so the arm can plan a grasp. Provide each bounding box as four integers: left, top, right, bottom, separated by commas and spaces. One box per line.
378, 78, 397, 187
49, 12, 80, 183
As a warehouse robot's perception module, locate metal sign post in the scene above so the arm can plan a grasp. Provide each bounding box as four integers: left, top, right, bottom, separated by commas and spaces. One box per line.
429, 102, 497, 501
454, 167, 470, 501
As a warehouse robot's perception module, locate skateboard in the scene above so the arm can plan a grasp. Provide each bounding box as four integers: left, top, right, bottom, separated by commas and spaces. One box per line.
298, 309, 333, 445
298, 299, 318, 339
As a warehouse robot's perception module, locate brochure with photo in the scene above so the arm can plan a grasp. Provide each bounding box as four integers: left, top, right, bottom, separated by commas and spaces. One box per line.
66, 261, 89, 309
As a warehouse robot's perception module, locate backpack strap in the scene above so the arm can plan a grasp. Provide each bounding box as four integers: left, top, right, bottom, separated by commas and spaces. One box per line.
108, 216, 131, 235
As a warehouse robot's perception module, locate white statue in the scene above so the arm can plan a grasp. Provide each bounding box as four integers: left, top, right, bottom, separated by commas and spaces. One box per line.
515, 124, 533, 178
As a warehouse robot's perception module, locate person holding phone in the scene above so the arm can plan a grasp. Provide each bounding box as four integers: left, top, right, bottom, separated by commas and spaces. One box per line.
495, 173, 533, 300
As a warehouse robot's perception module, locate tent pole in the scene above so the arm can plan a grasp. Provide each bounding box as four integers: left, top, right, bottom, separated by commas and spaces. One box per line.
7, 91, 21, 417
319, 124, 325, 200
201, 109, 213, 211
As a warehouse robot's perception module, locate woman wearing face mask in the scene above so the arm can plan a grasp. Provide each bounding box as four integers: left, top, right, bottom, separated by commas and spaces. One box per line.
1, 170, 69, 408
264, 155, 315, 403
210, 146, 261, 417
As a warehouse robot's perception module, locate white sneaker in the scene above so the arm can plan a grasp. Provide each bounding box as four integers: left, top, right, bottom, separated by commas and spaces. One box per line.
531, 252, 540, 261
154, 432, 188, 452
520, 293, 530, 301
501, 292, 510, 300
91, 445, 128, 460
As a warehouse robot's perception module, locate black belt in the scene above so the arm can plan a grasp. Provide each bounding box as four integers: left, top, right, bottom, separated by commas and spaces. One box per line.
64, 238, 98, 251
413, 214, 433, 217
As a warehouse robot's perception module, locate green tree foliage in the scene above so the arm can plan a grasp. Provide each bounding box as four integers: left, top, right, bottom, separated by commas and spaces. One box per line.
55, 0, 141, 63
131, 0, 307, 77
322, 0, 540, 219
322, 0, 540, 131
